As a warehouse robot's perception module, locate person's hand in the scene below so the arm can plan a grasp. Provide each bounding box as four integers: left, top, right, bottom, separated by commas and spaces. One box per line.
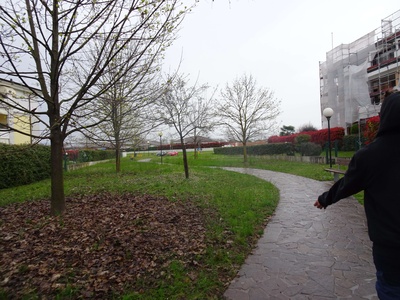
314, 200, 325, 209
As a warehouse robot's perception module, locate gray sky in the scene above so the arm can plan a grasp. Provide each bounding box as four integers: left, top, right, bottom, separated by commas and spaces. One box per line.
163, 0, 399, 136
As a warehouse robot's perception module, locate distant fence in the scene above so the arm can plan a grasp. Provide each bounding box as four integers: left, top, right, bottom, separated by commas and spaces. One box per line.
66, 159, 111, 171
262, 155, 326, 164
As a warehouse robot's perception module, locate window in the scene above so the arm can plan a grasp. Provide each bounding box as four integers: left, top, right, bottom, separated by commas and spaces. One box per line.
0, 110, 8, 131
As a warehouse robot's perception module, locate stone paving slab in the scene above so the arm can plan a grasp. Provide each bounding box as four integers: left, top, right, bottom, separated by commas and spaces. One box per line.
222, 168, 377, 300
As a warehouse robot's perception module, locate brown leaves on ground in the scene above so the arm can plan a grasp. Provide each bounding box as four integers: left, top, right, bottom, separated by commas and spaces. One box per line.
0, 193, 211, 298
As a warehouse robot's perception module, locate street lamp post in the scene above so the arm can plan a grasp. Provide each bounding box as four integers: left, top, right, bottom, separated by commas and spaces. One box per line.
323, 107, 334, 168
158, 132, 163, 164
147, 141, 150, 156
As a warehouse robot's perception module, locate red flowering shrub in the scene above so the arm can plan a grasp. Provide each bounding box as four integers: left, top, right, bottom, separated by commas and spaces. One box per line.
267, 135, 296, 143
268, 127, 345, 147
309, 127, 345, 146
364, 116, 380, 144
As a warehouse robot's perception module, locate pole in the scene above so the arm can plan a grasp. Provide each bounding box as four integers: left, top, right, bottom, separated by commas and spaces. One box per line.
160, 135, 163, 164
64, 153, 68, 171
327, 116, 332, 168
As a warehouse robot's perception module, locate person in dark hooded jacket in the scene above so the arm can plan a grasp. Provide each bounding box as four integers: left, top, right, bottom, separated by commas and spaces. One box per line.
314, 87, 400, 299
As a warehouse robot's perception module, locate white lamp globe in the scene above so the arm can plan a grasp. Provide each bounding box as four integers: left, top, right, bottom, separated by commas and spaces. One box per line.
323, 107, 334, 118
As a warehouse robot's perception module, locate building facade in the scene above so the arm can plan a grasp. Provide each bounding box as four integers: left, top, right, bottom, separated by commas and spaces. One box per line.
0, 79, 41, 145
319, 9, 400, 131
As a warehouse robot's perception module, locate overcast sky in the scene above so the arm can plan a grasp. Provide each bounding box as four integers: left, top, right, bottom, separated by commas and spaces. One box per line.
163, 0, 399, 137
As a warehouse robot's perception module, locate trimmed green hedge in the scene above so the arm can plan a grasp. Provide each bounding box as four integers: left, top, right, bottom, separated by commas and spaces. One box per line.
214, 143, 294, 156
0, 145, 116, 189
76, 149, 115, 162
65, 149, 115, 163
296, 142, 322, 156
0, 144, 51, 189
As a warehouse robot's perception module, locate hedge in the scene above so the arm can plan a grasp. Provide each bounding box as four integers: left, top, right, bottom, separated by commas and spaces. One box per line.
214, 143, 294, 156
0, 145, 116, 189
65, 149, 115, 162
0, 144, 51, 189
342, 134, 365, 151
296, 142, 322, 156
268, 127, 345, 146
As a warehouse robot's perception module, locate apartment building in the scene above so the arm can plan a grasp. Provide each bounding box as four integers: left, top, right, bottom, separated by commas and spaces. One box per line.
319, 9, 400, 131
0, 78, 41, 145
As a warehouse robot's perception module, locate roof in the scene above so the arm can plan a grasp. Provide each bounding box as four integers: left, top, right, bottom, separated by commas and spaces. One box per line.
0, 78, 42, 95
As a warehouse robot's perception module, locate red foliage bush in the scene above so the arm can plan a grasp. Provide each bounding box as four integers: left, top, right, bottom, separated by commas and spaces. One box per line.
267, 135, 296, 144
268, 127, 345, 146
364, 116, 380, 144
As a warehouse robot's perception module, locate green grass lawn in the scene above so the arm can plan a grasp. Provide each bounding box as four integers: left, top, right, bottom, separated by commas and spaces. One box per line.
0, 151, 363, 298
158, 151, 364, 204
159, 151, 339, 178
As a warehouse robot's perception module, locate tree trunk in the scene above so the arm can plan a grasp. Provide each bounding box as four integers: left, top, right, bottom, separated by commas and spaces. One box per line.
243, 142, 248, 164
48, 0, 65, 216
50, 127, 65, 215
115, 139, 121, 173
181, 138, 189, 179
194, 147, 198, 159
193, 131, 198, 159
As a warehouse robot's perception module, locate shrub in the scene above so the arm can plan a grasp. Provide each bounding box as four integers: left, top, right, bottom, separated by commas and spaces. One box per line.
65, 149, 115, 162
295, 134, 311, 144
78, 150, 91, 162
296, 142, 322, 156
0, 144, 51, 189
342, 134, 364, 151
364, 116, 380, 144
350, 123, 359, 135
86, 150, 115, 161
268, 127, 345, 148
309, 127, 345, 147
214, 143, 293, 156
267, 134, 296, 144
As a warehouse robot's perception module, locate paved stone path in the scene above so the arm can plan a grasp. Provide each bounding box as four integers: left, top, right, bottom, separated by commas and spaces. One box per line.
222, 168, 377, 300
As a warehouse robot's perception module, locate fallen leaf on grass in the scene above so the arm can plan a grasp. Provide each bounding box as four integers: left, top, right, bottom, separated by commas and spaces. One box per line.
0, 193, 208, 298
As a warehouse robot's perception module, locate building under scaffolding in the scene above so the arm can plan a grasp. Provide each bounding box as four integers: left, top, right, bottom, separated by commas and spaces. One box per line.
319, 9, 400, 132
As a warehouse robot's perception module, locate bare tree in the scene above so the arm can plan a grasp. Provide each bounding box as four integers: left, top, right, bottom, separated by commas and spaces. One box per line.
216, 74, 281, 163
191, 95, 216, 159
0, 0, 190, 215
80, 42, 165, 173
157, 74, 215, 178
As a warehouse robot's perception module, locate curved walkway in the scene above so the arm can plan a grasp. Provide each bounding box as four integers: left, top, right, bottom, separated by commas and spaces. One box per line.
222, 168, 377, 300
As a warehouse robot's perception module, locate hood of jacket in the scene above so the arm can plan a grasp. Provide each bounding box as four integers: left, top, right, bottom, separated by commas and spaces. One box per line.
376, 91, 400, 138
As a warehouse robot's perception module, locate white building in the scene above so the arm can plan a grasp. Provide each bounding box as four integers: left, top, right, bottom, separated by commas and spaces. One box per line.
319, 9, 400, 132
0, 79, 42, 144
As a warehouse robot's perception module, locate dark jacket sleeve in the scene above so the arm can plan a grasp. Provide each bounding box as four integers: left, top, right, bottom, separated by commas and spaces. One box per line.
318, 153, 367, 208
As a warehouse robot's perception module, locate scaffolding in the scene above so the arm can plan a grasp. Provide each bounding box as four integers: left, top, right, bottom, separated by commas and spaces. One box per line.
319, 9, 400, 130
